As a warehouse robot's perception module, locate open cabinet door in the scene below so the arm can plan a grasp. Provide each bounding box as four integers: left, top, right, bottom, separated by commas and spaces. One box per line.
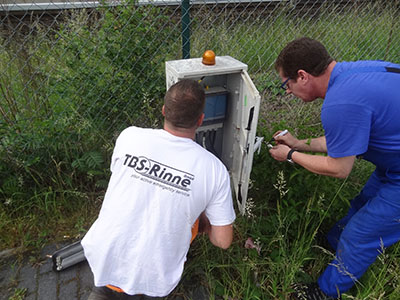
231, 70, 260, 214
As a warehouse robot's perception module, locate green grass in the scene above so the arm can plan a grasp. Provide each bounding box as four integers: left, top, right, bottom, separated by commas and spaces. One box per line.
191, 0, 400, 89
8, 288, 27, 300
173, 154, 388, 299
1, 1, 400, 298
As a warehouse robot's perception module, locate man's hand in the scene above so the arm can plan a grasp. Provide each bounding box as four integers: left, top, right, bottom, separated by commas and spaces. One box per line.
273, 131, 328, 153
273, 130, 299, 148
269, 144, 291, 162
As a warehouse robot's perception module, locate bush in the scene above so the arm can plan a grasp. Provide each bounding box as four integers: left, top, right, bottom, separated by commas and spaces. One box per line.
0, 0, 177, 249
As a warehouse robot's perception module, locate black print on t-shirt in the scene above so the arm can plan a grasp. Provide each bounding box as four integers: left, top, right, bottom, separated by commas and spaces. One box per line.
123, 154, 194, 192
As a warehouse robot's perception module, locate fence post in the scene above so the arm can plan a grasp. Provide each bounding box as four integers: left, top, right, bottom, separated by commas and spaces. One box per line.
181, 0, 190, 59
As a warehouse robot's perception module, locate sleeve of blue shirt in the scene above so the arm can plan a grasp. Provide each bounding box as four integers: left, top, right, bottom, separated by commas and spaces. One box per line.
321, 103, 372, 158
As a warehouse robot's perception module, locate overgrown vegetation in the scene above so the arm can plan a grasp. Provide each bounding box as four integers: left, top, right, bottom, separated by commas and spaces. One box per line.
0, 0, 178, 251
1, 1, 400, 299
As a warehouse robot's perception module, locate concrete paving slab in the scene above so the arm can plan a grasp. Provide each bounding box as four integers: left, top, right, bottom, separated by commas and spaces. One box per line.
59, 279, 78, 300
0, 257, 19, 289
18, 263, 38, 296
37, 271, 58, 300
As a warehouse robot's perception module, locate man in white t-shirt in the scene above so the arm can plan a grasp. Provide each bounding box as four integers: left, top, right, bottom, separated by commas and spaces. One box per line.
82, 79, 236, 300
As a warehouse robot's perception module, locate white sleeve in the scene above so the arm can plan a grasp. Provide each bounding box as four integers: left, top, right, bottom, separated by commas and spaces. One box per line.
205, 165, 236, 226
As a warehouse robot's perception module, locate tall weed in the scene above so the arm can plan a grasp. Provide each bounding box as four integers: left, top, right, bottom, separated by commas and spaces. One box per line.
0, 0, 177, 250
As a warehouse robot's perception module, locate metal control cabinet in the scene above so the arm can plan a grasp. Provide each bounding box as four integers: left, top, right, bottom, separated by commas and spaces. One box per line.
165, 56, 260, 214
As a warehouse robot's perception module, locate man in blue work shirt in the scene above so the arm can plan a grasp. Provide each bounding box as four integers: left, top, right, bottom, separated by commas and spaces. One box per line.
269, 37, 400, 299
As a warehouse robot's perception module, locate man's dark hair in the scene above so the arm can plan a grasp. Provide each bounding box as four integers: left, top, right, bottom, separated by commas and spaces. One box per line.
164, 79, 205, 129
275, 37, 333, 80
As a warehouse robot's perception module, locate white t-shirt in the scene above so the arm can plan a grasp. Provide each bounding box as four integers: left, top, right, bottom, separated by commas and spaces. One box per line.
82, 127, 235, 297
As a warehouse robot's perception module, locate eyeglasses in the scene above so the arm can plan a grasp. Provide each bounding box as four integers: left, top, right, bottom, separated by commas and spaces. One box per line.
280, 77, 291, 90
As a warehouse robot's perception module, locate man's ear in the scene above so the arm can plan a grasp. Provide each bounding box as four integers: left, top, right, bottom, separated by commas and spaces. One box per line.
297, 69, 309, 84
162, 105, 165, 116
197, 113, 205, 127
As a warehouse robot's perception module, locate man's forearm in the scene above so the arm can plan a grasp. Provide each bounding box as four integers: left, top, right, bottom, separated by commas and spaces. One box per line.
208, 224, 233, 250
199, 212, 233, 249
295, 136, 327, 153
290, 151, 355, 178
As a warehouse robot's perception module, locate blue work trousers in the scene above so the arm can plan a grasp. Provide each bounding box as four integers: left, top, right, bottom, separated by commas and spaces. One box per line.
318, 168, 400, 297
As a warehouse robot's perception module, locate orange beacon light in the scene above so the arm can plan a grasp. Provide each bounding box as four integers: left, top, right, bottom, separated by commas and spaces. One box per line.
202, 50, 216, 65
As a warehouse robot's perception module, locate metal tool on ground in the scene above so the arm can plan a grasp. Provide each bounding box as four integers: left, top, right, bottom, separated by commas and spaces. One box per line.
52, 240, 86, 272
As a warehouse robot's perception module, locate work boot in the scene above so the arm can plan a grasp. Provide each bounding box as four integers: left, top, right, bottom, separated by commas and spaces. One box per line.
315, 231, 335, 253
291, 283, 340, 300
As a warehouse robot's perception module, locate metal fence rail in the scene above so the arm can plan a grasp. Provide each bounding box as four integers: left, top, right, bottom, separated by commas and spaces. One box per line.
1, 0, 399, 205
1, 0, 282, 11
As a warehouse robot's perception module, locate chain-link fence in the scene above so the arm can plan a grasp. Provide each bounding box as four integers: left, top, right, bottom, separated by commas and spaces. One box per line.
1, 0, 399, 206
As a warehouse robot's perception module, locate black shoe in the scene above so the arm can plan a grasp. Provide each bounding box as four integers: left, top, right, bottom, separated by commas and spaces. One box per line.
291, 283, 339, 300
315, 231, 335, 253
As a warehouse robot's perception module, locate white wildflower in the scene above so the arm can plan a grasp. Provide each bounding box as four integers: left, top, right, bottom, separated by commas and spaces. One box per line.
273, 170, 289, 198
244, 197, 255, 219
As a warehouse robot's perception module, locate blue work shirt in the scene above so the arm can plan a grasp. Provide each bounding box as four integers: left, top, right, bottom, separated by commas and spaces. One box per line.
321, 60, 400, 170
